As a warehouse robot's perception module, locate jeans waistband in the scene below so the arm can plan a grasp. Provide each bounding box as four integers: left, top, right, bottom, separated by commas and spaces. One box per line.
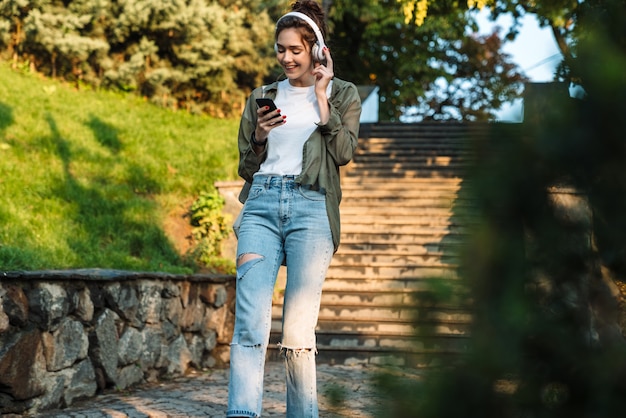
253, 174, 297, 186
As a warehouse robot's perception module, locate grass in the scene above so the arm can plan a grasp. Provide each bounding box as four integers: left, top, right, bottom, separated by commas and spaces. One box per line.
0, 62, 240, 273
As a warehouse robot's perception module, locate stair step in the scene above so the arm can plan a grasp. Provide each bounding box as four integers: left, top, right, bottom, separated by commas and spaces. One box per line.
265, 122, 490, 366
312, 290, 469, 310
272, 304, 471, 323
316, 334, 466, 351
339, 228, 465, 237
360, 135, 482, 143
315, 310, 470, 327
334, 245, 458, 255
341, 176, 464, 183
320, 277, 459, 292
341, 192, 463, 199
339, 219, 476, 229
340, 220, 477, 229
311, 319, 471, 336
359, 136, 477, 143
340, 198, 462, 208
342, 188, 467, 197
319, 291, 426, 306
270, 316, 472, 341
353, 153, 471, 162
343, 185, 461, 194
339, 214, 475, 226
268, 331, 470, 352
337, 254, 463, 265
349, 157, 471, 164
332, 254, 459, 267
341, 176, 460, 185
336, 240, 459, 248
341, 216, 467, 226
330, 255, 460, 268
266, 344, 468, 368
340, 205, 459, 214
324, 263, 458, 278
337, 238, 469, 248
347, 161, 471, 170
343, 169, 467, 178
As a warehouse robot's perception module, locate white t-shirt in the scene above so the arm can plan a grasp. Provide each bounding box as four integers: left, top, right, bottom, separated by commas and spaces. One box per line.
256, 79, 333, 176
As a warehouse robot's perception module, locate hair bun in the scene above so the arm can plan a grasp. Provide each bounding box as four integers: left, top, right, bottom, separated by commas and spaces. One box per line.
290, 1, 326, 39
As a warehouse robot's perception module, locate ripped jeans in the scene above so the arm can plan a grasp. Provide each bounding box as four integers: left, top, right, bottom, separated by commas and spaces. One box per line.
226, 175, 334, 418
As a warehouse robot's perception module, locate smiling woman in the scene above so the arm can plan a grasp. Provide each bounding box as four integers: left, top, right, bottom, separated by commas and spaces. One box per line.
225, 1, 362, 417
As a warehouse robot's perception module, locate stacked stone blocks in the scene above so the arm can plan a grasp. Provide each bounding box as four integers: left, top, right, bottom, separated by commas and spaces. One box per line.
0, 269, 235, 415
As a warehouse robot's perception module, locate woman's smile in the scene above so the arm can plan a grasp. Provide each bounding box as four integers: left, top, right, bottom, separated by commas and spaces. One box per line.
276, 28, 315, 86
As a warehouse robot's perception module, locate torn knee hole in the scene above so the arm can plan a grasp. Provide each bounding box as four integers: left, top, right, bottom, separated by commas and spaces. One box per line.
231, 342, 262, 347
237, 252, 263, 267
278, 343, 317, 356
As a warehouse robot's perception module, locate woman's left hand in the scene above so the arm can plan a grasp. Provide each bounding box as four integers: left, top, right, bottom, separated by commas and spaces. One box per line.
312, 47, 334, 97
312, 47, 333, 124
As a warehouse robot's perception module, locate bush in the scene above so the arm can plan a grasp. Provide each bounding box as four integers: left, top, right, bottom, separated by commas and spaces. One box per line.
188, 190, 235, 274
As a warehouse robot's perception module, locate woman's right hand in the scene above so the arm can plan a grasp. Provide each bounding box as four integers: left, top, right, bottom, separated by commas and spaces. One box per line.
255, 106, 286, 143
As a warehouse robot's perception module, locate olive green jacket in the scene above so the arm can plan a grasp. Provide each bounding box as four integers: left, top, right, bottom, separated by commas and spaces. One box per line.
237, 78, 362, 252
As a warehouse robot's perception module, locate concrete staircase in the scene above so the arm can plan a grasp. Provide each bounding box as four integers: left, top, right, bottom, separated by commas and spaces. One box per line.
269, 122, 491, 367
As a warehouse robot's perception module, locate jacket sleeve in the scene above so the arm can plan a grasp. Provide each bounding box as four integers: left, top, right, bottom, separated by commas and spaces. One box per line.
317, 81, 362, 167
238, 91, 267, 183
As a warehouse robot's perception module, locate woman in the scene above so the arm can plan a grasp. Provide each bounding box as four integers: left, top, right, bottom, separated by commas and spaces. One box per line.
227, 1, 362, 417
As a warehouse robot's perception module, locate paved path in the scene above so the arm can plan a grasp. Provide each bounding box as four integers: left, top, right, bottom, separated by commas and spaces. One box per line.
37, 362, 422, 418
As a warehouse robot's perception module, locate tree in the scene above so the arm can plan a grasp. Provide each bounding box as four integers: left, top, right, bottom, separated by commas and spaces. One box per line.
397, 0, 578, 55
327, 0, 528, 121
0, 0, 31, 65
0, 0, 280, 117
22, 7, 109, 80
1, 0, 531, 121
99, 0, 278, 116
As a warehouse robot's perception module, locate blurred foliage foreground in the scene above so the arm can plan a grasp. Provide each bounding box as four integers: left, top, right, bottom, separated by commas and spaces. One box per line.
373, 5, 626, 418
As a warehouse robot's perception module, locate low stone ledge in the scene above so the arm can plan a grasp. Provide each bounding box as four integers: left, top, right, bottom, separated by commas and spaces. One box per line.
0, 270, 236, 416
2, 268, 233, 282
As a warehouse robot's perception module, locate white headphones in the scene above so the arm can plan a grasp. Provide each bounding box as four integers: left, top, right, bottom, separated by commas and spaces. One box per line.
274, 11, 327, 62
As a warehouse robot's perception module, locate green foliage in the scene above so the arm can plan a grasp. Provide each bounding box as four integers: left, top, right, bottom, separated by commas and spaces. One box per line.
328, 0, 528, 121
1, 0, 531, 121
22, 6, 109, 78
0, 0, 278, 118
322, 382, 348, 409
480, 0, 580, 36
188, 190, 235, 274
0, 62, 239, 272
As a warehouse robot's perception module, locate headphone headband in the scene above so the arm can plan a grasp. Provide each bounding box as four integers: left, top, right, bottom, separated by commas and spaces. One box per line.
276, 11, 326, 62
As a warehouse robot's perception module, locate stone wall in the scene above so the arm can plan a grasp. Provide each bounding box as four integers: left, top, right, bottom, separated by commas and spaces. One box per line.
0, 269, 235, 415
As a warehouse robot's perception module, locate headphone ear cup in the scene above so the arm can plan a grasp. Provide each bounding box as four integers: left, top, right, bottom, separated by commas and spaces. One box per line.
311, 44, 319, 62
312, 43, 325, 62
274, 43, 279, 53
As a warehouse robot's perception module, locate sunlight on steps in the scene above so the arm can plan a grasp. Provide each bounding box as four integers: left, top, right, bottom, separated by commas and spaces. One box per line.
267, 122, 492, 368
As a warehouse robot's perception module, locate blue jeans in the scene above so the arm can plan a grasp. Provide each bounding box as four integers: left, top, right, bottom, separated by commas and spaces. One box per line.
227, 175, 334, 418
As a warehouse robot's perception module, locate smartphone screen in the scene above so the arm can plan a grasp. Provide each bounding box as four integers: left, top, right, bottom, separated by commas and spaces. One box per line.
256, 98, 279, 115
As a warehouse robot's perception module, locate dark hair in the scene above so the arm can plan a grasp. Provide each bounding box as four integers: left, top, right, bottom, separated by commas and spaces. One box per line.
275, 1, 328, 48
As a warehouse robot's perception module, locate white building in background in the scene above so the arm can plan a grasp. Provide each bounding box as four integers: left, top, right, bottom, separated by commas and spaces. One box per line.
357, 85, 380, 123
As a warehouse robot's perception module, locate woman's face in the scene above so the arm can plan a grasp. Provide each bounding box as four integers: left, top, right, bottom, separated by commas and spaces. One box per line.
275, 28, 315, 87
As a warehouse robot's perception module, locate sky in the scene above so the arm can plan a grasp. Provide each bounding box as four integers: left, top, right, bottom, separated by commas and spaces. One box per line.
475, 9, 563, 122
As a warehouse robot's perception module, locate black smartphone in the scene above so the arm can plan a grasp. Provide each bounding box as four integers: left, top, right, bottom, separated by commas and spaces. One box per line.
256, 98, 280, 116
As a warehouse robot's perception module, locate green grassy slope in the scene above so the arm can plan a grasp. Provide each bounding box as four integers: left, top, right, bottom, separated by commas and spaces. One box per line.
0, 63, 240, 273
